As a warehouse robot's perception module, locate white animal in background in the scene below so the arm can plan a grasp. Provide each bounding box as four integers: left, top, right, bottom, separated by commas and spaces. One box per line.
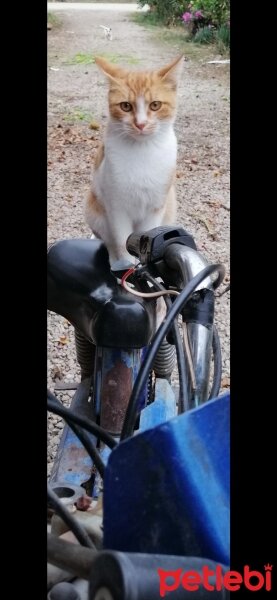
99, 26, 113, 41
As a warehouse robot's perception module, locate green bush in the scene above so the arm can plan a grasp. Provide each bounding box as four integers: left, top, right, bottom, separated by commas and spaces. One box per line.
192, 0, 229, 26
138, 0, 229, 26
137, 0, 188, 26
216, 23, 230, 47
137, 0, 230, 48
193, 25, 215, 44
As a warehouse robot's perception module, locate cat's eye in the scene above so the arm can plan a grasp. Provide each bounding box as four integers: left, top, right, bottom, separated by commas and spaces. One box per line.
150, 101, 162, 111
120, 102, 132, 112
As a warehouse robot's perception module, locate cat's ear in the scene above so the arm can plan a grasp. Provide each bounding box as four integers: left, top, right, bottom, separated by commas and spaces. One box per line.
157, 55, 184, 88
95, 56, 127, 83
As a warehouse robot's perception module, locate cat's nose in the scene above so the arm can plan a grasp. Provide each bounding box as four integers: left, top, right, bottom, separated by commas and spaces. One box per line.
135, 122, 146, 131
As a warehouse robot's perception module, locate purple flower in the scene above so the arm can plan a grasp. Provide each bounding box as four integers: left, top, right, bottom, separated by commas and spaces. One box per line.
194, 10, 203, 19
182, 12, 192, 23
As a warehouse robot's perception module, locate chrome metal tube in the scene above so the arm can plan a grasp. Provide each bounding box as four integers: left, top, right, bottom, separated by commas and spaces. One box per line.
164, 243, 218, 406
164, 243, 214, 291
187, 322, 213, 405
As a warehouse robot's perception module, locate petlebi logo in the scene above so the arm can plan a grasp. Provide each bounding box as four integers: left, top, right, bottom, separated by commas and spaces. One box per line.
157, 563, 273, 596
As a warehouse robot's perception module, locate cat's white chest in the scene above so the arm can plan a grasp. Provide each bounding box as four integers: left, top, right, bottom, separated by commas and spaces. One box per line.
94, 127, 177, 218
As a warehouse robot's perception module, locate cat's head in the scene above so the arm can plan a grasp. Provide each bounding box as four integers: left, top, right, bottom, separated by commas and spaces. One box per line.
95, 55, 183, 139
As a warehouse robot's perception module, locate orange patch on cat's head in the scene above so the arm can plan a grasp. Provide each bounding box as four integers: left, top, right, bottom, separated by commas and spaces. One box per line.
95, 55, 184, 136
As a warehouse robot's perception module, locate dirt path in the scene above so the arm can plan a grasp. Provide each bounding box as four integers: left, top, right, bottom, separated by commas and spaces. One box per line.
47, 6, 230, 471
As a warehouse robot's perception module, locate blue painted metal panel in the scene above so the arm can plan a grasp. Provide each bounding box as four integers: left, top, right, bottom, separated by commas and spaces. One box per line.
52, 426, 95, 487
49, 379, 95, 488
101, 379, 176, 471
103, 393, 230, 565
139, 378, 177, 432
50, 348, 148, 491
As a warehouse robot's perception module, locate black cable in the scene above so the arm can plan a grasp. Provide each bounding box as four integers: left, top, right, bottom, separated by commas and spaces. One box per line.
47, 392, 105, 477
47, 391, 117, 449
209, 325, 222, 399
144, 275, 222, 403
121, 263, 224, 440
47, 533, 95, 580
217, 283, 230, 297
47, 484, 95, 549
143, 274, 223, 409
63, 417, 104, 478
142, 272, 189, 413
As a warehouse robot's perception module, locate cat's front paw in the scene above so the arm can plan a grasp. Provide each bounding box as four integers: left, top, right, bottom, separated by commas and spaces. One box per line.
110, 258, 135, 283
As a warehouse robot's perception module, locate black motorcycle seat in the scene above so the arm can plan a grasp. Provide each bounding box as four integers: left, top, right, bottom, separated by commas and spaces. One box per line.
47, 238, 156, 348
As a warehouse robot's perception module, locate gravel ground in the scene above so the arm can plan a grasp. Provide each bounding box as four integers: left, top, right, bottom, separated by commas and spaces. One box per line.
47, 6, 230, 475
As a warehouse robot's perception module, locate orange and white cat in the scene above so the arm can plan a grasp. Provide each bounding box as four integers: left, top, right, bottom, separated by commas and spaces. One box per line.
85, 54, 183, 270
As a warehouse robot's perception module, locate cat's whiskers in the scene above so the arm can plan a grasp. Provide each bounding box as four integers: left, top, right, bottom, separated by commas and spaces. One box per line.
111, 128, 131, 141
